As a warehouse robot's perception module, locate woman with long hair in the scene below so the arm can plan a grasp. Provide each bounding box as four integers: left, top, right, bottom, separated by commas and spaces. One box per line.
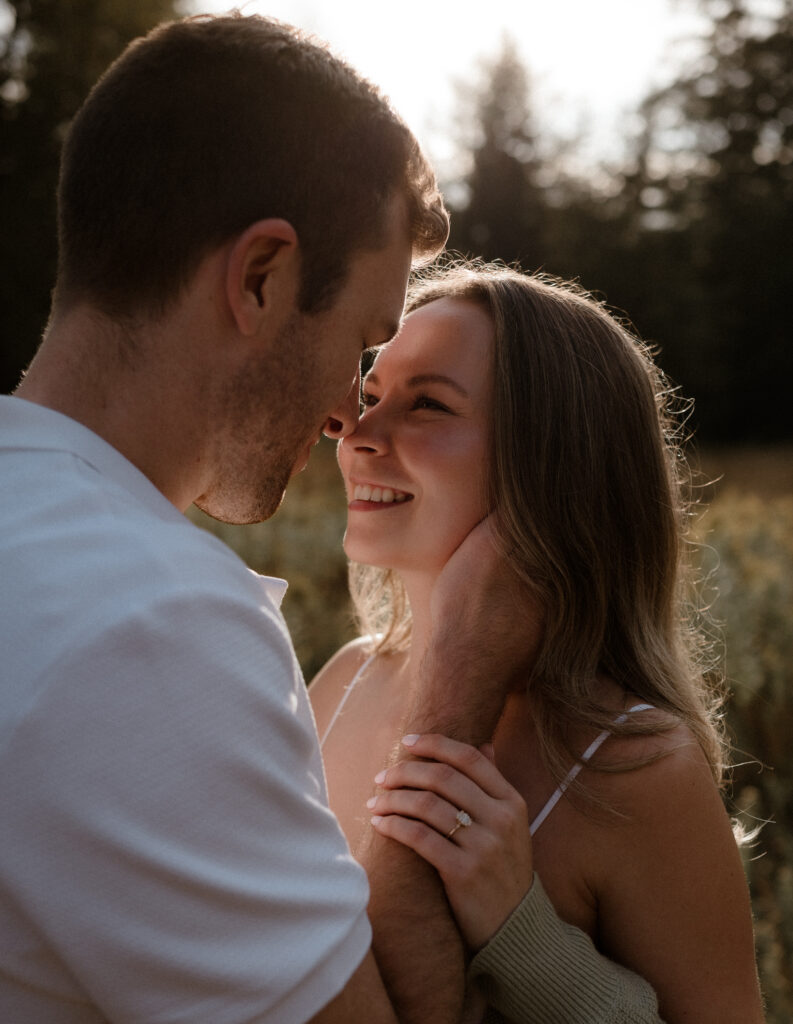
309, 263, 763, 1023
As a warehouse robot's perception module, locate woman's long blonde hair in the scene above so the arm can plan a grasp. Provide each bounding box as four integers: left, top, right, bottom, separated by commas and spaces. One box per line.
349, 262, 726, 788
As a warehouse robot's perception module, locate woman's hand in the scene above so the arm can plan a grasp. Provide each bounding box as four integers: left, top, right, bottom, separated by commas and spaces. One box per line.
367, 733, 533, 951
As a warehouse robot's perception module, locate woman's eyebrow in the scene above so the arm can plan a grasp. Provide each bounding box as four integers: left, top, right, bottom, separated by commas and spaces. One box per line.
363, 370, 469, 398
406, 373, 469, 397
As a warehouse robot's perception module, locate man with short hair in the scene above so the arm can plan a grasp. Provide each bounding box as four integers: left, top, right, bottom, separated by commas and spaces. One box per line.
0, 14, 534, 1023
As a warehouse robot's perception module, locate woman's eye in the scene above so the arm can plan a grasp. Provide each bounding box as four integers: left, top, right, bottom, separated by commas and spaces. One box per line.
413, 395, 449, 412
359, 391, 450, 413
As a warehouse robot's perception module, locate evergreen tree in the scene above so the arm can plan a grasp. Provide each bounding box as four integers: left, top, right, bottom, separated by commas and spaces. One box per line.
631, 0, 793, 439
441, 5, 793, 442
447, 38, 553, 269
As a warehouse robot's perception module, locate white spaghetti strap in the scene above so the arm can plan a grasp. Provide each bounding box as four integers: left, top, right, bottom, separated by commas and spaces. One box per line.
623, 703, 655, 715
529, 780, 571, 836
529, 702, 655, 836
319, 652, 377, 750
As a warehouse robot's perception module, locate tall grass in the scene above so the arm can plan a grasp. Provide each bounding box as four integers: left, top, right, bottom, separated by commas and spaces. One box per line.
191, 441, 793, 1020
693, 490, 793, 1020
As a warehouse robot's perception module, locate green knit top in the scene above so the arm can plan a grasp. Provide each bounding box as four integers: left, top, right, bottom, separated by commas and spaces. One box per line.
468, 874, 665, 1024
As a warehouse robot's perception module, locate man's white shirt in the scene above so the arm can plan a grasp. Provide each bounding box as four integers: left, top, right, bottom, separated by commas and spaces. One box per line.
0, 395, 370, 1023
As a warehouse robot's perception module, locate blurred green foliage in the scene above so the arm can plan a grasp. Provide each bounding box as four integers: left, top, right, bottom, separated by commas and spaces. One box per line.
193, 441, 793, 1021
694, 490, 793, 1019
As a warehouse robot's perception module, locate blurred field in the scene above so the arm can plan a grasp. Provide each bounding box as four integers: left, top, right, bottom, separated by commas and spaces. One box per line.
688, 447, 793, 1019
190, 440, 793, 1020
694, 444, 793, 500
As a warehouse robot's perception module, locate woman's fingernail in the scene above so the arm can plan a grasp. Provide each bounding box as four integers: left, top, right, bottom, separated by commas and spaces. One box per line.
402, 734, 420, 746
371, 815, 383, 826
366, 796, 377, 809
374, 770, 386, 784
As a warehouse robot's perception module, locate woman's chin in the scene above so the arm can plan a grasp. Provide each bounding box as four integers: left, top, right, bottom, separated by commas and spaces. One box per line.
342, 535, 412, 571
343, 534, 387, 568
345, 550, 396, 571
343, 530, 470, 576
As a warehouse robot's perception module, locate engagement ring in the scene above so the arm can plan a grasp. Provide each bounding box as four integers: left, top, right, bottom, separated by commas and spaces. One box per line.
446, 808, 473, 838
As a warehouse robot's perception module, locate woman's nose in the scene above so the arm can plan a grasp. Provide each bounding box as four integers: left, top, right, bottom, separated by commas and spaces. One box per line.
323, 371, 360, 440
341, 402, 392, 455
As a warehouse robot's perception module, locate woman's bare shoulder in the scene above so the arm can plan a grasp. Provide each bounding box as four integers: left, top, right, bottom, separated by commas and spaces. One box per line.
308, 636, 374, 728
586, 713, 721, 823
603, 707, 712, 771
581, 716, 744, 946
582, 721, 762, 1022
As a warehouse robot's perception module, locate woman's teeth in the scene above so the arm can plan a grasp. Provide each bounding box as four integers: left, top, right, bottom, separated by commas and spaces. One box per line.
353, 484, 409, 503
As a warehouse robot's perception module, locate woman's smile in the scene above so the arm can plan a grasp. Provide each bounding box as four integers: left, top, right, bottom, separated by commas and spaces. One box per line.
350, 482, 413, 506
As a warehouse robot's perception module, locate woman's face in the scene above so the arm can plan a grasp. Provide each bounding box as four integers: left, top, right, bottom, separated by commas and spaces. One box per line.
338, 296, 493, 577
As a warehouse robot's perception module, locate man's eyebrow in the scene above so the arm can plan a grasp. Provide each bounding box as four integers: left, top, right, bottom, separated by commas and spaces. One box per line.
364, 370, 469, 399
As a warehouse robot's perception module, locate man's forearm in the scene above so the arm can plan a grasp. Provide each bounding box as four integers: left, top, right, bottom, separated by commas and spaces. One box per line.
361, 832, 466, 1024
358, 658, 512, 1023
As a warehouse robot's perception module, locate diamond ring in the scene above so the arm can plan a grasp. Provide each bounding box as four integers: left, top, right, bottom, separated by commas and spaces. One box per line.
446, 808, 473, 839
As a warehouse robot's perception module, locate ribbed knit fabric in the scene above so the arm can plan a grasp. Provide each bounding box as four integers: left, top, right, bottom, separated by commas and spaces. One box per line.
469, 875, 665, 1024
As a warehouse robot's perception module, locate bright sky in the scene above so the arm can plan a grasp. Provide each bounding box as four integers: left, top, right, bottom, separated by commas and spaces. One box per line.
190, 0, 711, 173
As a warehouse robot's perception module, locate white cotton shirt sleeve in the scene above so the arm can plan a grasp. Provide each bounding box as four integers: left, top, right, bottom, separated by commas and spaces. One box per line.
2, 573, 371, 1024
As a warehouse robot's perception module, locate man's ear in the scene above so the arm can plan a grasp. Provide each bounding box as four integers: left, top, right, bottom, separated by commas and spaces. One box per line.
225, 219, 299, 336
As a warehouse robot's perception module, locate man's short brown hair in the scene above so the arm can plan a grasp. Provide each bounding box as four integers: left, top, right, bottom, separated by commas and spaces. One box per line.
55, 13, 448, 318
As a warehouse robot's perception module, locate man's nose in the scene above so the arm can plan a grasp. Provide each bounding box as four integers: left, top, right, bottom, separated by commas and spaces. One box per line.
323, 370, 360, 440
